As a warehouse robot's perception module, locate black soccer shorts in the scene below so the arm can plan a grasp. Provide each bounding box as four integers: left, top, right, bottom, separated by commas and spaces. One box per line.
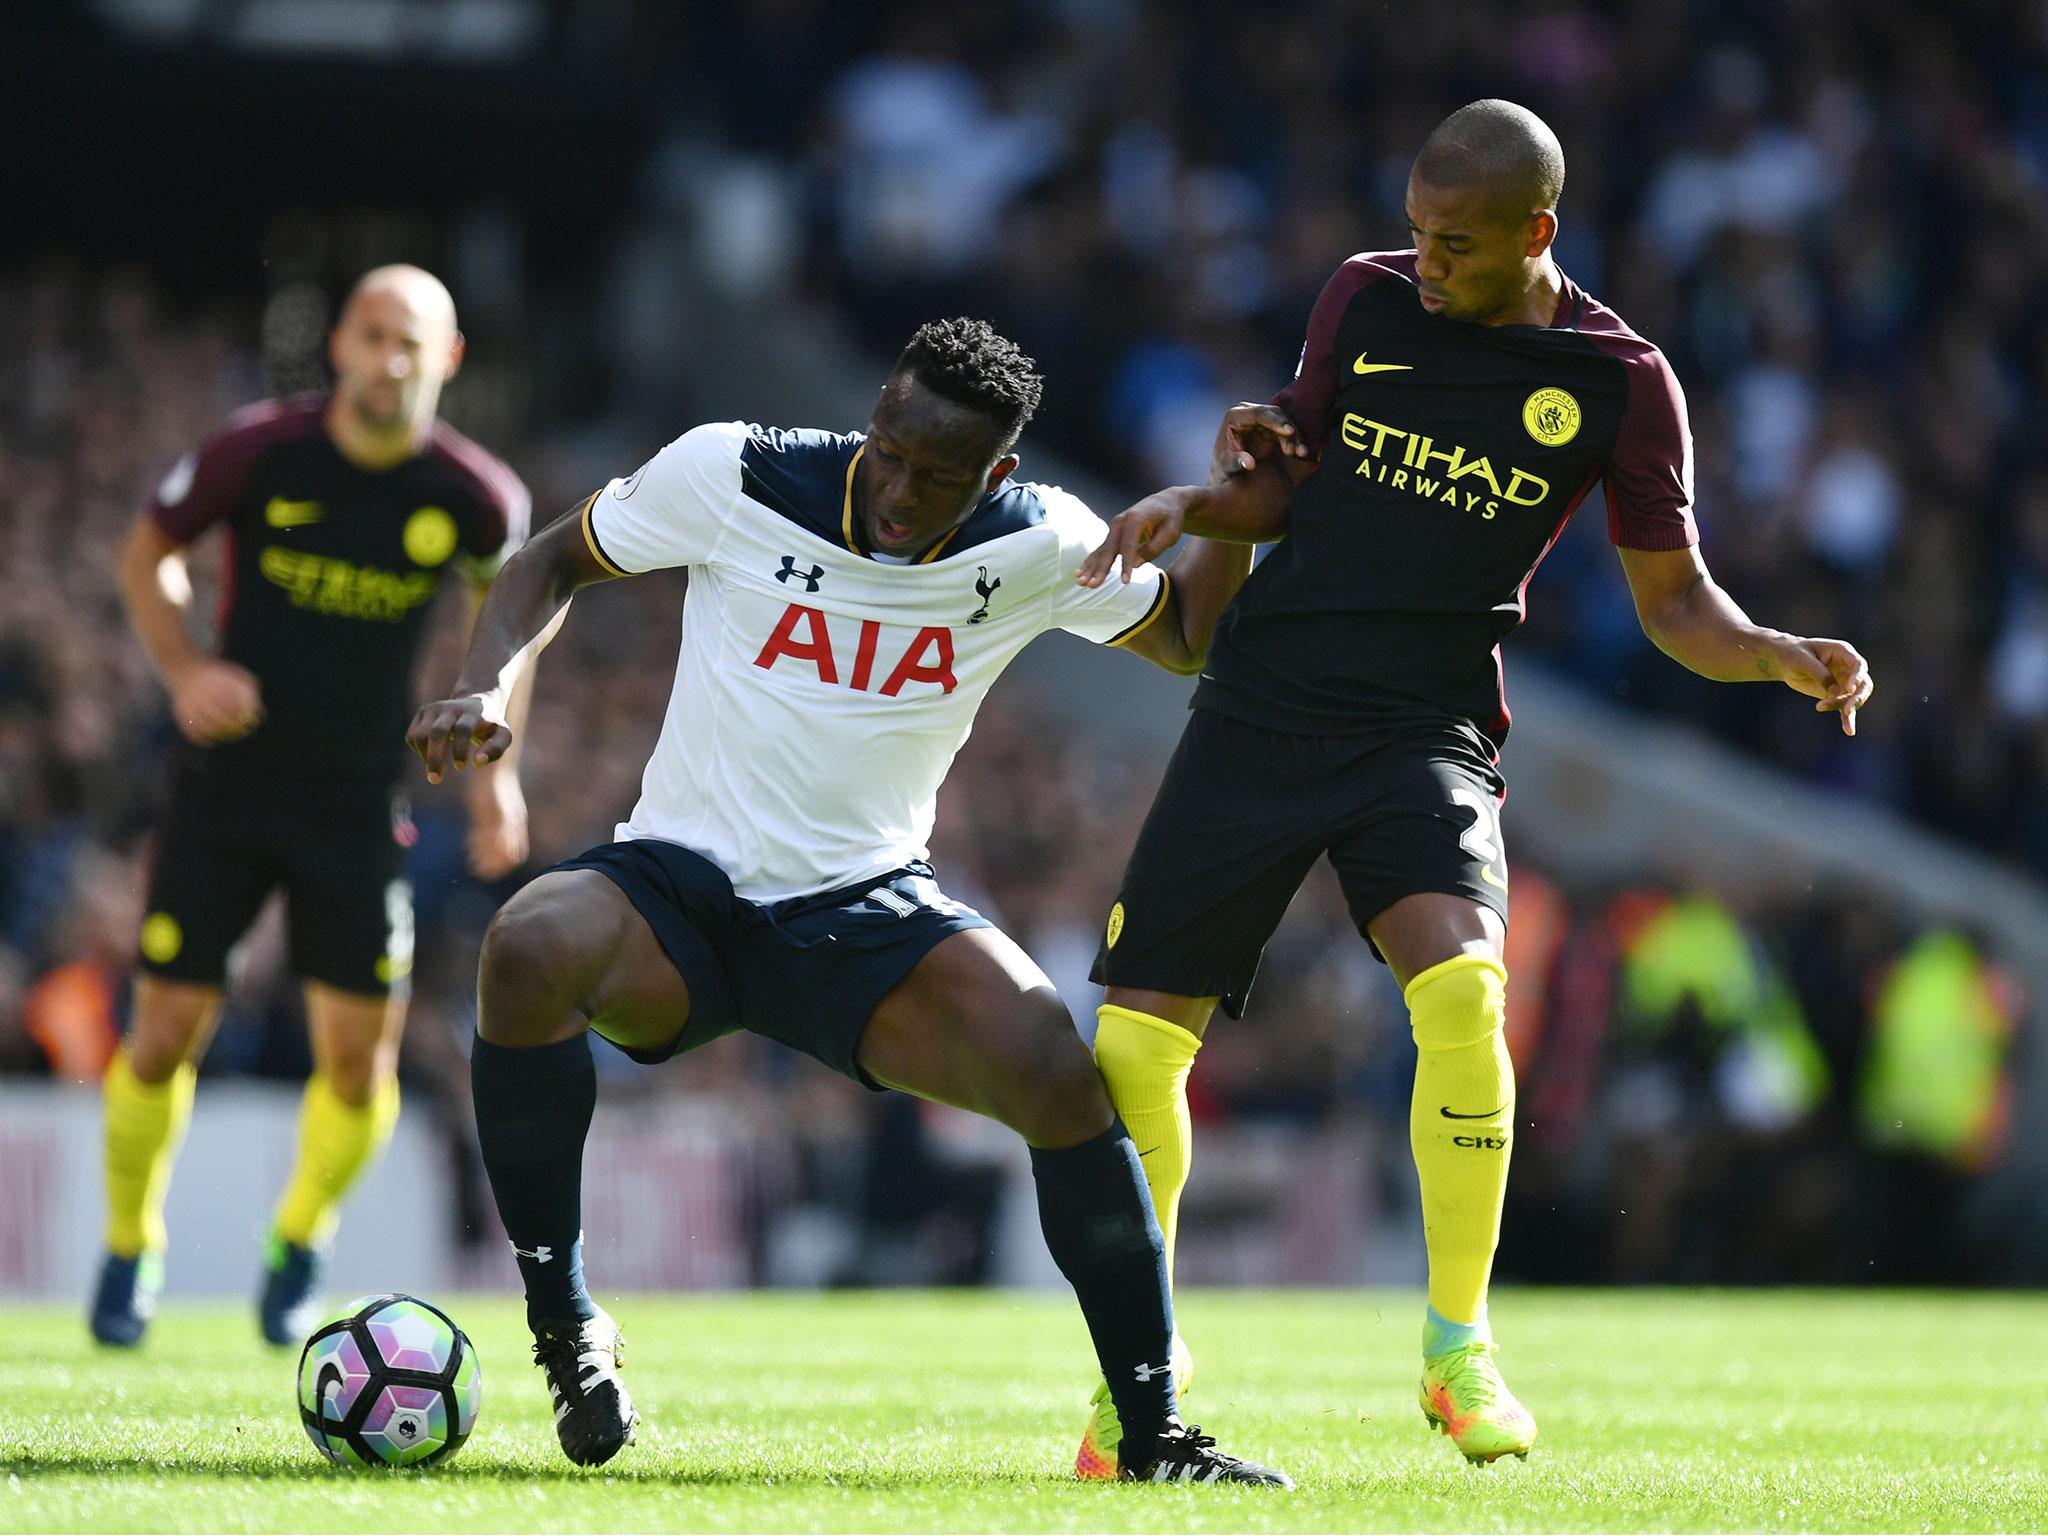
1091, 704, 1509, 1017
137, 766, 414, 996
552, 837, 993, 1087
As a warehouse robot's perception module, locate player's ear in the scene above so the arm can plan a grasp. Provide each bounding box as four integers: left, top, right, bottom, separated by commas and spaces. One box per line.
1526, 210, 1558, 260
985, 452, 1020, 494
444, 329, 467, 381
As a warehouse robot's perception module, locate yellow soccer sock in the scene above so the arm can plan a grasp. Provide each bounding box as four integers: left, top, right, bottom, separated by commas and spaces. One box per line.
1406, 954, 1515, 1328
273, 1073, 400, 1249
103, 1047, 197, 1258
1093, 1005, 1202, 1280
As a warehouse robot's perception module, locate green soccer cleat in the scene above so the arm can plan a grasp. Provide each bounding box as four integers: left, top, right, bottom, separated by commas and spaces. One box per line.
1420, 1340, 1537, 1463
1075, 1331, 1194, 1480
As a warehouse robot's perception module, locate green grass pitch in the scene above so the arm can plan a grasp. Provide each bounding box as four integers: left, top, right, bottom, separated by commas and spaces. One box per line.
4, 1289, 2044, 1533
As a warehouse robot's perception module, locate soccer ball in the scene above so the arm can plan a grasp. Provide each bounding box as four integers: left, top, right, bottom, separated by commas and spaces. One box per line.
296, 1294, 482, 1468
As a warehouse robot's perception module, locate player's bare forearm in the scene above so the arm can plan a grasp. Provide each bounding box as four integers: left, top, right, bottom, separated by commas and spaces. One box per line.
1182, 455, 1297, 544
1620, 543, 1874, 734
1636, 567, 1797, 683
1124, 536, 1254, 675
117, 517, 208, 686
460, 583, 560, 785
461, 592, 546, 876
448, 508, 605, 700
412, 502, 613, 780
120, 514, 266, 743
1077, 461, 1296, 591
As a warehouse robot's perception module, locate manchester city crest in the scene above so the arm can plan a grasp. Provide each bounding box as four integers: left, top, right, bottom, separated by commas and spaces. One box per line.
1521, 387, 1581, 447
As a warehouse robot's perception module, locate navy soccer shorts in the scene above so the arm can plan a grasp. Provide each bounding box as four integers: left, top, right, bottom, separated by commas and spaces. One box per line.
552, 837, 992, 1087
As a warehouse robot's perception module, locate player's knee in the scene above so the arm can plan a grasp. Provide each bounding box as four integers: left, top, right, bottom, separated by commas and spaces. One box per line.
1405, 953, 1508, 1052
477, 892, 600, 1046
125, 979, 218, 1080
323, 1044, 396, 1106
986, 994, 1112, 1146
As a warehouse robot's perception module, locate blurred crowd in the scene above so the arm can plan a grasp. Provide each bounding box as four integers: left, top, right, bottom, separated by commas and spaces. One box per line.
3, 0, 2042, 1283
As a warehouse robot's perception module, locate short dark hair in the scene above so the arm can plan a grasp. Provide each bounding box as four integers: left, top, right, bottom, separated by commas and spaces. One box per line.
891, 317, 1044, 453
1414, 98, 1566, 217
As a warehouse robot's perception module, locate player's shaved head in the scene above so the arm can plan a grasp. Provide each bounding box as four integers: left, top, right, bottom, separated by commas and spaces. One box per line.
1404, 101, 1567, 325
344, 264, 459, 338
327, 264, 465, 458
1413, 99, 1565, 219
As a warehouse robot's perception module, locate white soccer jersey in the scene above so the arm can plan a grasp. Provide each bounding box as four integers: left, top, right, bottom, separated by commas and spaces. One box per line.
582, 420, 1171, 901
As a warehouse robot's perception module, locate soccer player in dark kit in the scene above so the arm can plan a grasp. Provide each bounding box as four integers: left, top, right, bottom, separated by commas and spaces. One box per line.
407, 319, 1290, 1485
93, 266, 537, 1348
1071, 100, 1875, 1471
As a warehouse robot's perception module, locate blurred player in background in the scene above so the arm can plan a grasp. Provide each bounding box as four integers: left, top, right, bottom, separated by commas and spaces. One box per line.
408, 319, 1290, 1485
1075, 100, 1875, 1468
92, 265, 536, 1348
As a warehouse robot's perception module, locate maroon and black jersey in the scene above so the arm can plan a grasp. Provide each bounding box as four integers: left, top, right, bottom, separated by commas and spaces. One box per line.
1193, 250, 1697, 743
149, 395, 529, 783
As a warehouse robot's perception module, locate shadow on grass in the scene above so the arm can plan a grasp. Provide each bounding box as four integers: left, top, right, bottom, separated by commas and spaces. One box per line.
0, 1445, 1059, 1492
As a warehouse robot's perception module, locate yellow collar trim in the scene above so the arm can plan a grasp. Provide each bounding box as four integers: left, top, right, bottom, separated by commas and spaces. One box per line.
916, 527, 963, 564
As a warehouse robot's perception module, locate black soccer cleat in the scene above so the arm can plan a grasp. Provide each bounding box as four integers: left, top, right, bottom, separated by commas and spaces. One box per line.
531, 1308, 638, 1467
89, 1250, 162, 1348
258, 1231, 324, 1346
1118, 1420, 1295, 1488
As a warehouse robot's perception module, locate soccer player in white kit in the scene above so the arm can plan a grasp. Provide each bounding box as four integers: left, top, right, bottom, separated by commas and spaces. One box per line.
407, 320, 1292, 1485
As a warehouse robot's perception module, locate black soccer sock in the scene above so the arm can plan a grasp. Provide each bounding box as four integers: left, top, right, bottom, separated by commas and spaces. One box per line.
1030, 1118, 1176, 1456
471, 1033, 599, 1330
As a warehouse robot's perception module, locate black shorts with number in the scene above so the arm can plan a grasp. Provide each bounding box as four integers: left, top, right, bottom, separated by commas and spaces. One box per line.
138, 765, 414, 996
1091, 704, 1508, 1018
554, 837, 993, 1088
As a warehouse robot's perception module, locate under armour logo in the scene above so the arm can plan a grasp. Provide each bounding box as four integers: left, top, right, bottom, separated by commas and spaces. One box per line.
512, 1243, 554, 1264
1133, 1359, 1174, 1382
968, 564, 1001, 623
776, 556, 825, 592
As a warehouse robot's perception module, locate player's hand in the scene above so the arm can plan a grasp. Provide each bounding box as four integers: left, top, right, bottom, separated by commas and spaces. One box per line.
1076, 488, 1191, 587
167, 659, 264, 744
1213, 402, 1310, 480
1774, 636, 1875, 736
465, 769, 529, 880
406, 693, 513, 784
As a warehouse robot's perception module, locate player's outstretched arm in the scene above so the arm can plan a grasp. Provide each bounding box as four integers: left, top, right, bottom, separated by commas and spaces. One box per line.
457, 579, 559, 879
1075, 432, 1307, 588
408, 498, 617, 783
1115, 533, 1255, 676
1619, 544, 1875, 735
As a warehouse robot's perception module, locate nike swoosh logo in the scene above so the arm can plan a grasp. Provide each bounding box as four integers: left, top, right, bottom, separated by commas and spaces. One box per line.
1136, 1145, 1161, 1159
1440, 1104, 1507, 1120
1353, 354, 1414, 375
1479, 866, 1509, 891
264, 496, 324, 528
